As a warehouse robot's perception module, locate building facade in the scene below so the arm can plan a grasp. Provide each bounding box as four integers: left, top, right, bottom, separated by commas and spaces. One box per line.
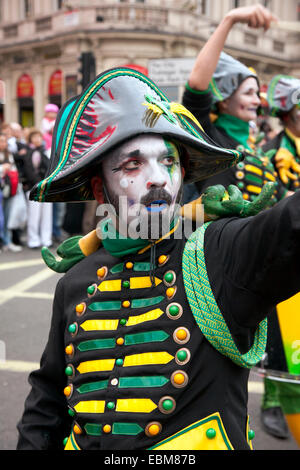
0, 0, 299, 128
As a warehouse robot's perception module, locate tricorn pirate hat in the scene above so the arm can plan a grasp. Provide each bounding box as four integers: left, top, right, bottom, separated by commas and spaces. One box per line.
30, 67, 242, 203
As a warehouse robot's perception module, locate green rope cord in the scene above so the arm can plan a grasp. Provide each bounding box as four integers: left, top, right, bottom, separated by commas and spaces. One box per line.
182, 222, 267, 368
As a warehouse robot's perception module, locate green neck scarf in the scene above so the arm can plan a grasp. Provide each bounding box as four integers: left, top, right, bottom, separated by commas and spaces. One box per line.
101, 217, 177, 258
215, 113, 251, 150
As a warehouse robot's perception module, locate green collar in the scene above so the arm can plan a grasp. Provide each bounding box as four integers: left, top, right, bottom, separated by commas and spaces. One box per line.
101, 217, 178, 258
215, 113, 251, 150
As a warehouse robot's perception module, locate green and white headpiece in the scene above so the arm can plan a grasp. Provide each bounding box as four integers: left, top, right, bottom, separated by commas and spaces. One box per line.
267, 74, 300, 117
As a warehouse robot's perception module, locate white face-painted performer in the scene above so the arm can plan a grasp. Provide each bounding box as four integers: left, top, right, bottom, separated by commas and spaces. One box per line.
17, 66, 300, 451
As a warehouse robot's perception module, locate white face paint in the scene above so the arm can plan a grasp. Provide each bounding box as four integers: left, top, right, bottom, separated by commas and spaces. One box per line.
120, 178, 129, 189
101, 135, 183, 237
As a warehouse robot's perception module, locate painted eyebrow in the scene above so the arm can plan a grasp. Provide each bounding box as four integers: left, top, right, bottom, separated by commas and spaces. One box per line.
111, 146, 178, 172
111, 149, 141, 172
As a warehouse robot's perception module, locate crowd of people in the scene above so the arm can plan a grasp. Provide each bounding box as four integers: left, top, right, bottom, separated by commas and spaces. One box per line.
0, 104, 99, 253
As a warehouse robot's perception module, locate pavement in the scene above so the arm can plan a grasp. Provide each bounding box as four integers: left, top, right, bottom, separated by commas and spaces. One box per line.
0, 246, 298, 451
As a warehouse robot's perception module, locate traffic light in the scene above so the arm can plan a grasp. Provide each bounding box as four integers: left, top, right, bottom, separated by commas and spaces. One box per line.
78, 52, 96, 91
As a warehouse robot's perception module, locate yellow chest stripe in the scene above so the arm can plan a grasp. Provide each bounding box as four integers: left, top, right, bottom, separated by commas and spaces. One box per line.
264, 171, 276, 182
116, 398, 157, 413
98, 280, 122, 291
80, 319, 119, 331
126, 308, 164, 326
245, 164, 263, 176
246, 185, 261, 194
77, 358, 115, 374
74, 400, 105, 414
129, 276, 162, 289
123, 351, 174, 367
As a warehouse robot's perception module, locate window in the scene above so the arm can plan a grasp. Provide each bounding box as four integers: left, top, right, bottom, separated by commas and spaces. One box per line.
57, 0, 64, 9
24, 0, 33, 18
199, 0, 207, 15
298, 2, 300, 21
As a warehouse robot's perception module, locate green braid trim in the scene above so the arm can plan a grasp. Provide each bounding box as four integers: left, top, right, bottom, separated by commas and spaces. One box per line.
182, 222, 267, 368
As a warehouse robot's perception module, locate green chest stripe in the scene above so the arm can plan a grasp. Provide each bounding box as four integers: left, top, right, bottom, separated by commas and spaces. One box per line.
89, 300, 121, 311
112, 422, 144, 435
182, 223, 267, 368
132, 296, 164, 308
77, 380, 109, 394
125, 330, 169, 345
245, 173, 263, 186
118, 376, 169, 388
78, 338, 116, 351
246, 155, 264, 167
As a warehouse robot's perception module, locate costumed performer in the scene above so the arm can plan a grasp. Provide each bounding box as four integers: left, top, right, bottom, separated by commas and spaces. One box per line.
254, 74, 300, 445
16, 66, 300, 451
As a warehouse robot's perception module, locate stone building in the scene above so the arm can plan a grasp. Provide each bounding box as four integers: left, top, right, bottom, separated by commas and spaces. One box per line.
0, 0, 299, 128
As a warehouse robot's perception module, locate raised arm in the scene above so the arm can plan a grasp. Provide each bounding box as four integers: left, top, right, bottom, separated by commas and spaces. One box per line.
188, 4, 277, 91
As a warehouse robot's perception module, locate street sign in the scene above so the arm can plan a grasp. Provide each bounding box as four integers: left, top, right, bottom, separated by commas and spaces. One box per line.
148, 58, 196, 87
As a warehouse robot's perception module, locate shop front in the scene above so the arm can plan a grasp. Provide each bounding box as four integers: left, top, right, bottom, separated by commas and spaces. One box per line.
17, 74, 34, 127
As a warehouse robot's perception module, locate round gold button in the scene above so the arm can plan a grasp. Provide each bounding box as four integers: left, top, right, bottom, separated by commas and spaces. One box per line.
97, 266, 108, 279
75, 302, 86, 316
158, 255, 168, 266
145, 422, 162, 437
171, 370, 189, 388
73, 424, 82, 435
173, 327, 190, 344
166, 286, 177, 299
63, 385, 73, 398
65, 344, 74, 356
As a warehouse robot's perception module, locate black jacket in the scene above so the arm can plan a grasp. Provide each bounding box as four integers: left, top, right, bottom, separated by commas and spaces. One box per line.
16, 192, 300, 450
22, 146, 50, 191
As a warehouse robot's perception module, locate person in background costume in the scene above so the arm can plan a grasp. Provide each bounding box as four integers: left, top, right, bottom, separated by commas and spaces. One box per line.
16, 67, 300, 451
182, 4, 290, 201
181, 3, 293, 440
41, 104, 59, 151
252, 74, 300, 444
0, 133, 22, 252
23, 129, 52, 249
263, 75, 300, 189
